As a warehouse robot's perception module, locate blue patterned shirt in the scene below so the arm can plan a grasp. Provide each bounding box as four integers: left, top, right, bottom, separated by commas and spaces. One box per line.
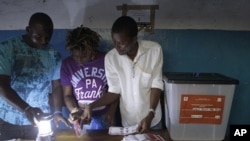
0, 36, 61, 125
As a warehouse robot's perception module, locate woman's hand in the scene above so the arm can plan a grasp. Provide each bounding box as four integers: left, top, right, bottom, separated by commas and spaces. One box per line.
68, 108, 83, 123
69, 107, 91, 129
80, 105, 92, 125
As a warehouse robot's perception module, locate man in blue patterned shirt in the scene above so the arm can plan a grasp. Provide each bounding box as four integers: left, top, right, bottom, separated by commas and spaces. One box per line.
0, 12, 69, 140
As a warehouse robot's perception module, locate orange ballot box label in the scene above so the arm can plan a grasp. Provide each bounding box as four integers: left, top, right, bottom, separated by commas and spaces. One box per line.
179, 94, 225, 124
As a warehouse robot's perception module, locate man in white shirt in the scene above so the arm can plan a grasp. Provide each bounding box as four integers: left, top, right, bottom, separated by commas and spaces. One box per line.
82, 16, 164, 133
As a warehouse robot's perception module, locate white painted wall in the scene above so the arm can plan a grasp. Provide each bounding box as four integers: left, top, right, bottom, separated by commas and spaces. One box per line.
1, 0, 250, 30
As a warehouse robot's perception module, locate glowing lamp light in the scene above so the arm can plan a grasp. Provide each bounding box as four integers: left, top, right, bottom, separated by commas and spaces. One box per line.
36, 114, 54, 141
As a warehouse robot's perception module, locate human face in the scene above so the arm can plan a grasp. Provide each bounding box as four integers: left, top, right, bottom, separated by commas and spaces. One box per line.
71, 49, 91, 65
112, 32, 137, 55
26, 23, 53, 49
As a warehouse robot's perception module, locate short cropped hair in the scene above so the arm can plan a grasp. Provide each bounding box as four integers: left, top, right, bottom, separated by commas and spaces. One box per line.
29, 12, 53, 30
111, 16, 138, 38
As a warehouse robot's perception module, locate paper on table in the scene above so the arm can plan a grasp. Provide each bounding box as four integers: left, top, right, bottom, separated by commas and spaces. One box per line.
108, 124, 138, 135
134, 134, 148, 140
122, 133, 166, 141
73, 121, 87, 137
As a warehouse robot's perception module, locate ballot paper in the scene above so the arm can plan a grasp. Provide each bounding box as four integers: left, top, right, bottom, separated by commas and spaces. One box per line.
73, 121, 87, 137
108, 124, 138, 135
121, 133, 165, 141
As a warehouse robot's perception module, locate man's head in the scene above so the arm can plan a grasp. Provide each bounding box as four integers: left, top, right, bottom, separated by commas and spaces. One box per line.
111, 16, 138, 55
25, 12, 53, 49
66, 26, 101, 65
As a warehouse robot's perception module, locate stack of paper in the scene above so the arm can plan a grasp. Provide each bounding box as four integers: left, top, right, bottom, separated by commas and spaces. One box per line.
122, 133, 165, 141
108, 124, 138, 135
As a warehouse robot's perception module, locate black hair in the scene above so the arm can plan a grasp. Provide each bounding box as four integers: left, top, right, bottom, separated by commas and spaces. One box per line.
111, 16, 138, 38
66, 25, 101, 55
29, 12, 53, 30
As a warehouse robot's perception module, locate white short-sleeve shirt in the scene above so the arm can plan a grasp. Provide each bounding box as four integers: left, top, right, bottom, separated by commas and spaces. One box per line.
105, 40, 164, 127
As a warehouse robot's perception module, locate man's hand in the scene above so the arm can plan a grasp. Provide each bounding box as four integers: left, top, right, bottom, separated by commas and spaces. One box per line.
53, 113, 72, 128
136, 112, 154, 133
24, 106, 43, 126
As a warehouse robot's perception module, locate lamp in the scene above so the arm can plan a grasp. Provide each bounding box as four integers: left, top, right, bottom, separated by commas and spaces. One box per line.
36, 113, 54, 141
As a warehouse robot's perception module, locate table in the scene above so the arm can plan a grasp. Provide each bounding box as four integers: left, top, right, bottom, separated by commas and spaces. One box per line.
55, 129, 230, 141
55, 129, 172, 141
16, 129, 228, 141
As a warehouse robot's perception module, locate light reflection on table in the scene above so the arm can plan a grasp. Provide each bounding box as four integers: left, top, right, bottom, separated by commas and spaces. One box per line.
55, 129, 171, 141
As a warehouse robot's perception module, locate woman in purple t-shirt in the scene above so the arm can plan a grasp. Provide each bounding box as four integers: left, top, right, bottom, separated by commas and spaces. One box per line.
60, 26, 116, 130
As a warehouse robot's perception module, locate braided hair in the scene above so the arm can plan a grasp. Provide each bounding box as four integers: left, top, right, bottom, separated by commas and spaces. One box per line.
66, 25, 101, 56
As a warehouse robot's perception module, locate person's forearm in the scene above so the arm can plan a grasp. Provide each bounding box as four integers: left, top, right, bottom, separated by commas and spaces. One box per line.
64, 95, 79, 112
107, 98, 119, 116
149, 88, 162, 111
52, 90, 62, 112
0, 85, 29, 112
52, 80, 63, 112
90, 92, 120, 109
109, 99, 118, 111
144, 88, 162, 122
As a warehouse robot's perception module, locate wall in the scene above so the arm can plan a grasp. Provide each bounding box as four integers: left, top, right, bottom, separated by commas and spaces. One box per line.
1, 0, 250, 30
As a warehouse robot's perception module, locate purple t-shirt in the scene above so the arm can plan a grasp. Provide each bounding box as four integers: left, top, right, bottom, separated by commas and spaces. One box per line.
61, 52, 108, 116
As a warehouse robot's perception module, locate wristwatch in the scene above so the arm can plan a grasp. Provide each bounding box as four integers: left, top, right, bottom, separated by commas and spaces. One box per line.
149, 108, 155, 117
